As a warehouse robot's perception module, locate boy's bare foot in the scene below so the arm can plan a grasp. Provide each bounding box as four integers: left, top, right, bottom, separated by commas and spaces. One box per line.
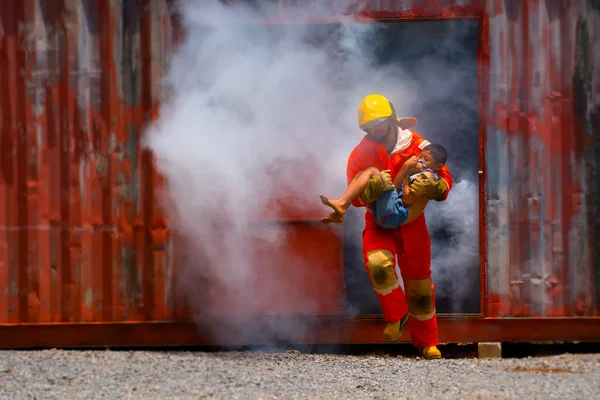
321, 211, 344, 224
319, 194, 347, 216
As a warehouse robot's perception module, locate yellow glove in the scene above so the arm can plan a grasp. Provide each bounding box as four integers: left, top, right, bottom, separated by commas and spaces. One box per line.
428, 178, 448, 201
409, 174, 448, 201
360, 170, 395, 204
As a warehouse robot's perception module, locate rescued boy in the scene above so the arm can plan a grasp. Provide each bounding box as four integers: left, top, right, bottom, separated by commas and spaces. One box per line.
319, 144, 448, 227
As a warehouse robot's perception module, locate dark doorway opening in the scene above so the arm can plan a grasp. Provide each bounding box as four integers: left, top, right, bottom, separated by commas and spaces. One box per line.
339, 20, 481, 315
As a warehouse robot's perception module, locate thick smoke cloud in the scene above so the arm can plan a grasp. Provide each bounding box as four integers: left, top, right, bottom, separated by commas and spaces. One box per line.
143, 1, 480, 341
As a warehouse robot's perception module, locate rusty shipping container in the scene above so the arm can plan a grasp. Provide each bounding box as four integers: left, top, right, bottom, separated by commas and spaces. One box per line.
0, 0, 599, 348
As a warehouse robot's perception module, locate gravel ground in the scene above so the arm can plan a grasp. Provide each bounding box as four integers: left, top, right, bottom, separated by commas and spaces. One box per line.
0, 349, 598, 399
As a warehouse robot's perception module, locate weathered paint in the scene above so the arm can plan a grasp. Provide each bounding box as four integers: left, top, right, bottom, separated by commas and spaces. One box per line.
484, 0, 599, 318
0, 0, 177, 323
0, 0, 599, 345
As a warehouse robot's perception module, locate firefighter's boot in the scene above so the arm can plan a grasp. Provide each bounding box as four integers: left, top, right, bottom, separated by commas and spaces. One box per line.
421, 346, 442, 359
383, 314, 409, 342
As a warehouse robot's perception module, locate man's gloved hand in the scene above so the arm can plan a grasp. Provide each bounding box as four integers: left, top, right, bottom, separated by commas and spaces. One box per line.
360, 170, 395, 204
409, 173, 448, 201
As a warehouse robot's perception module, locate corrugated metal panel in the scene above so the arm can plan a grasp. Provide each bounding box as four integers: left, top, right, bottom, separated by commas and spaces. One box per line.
0, 0, 598, 342
0, 0, 345, 326
485, 0, 600, 317
348, 0, 599, 318
0, 0, 178, 323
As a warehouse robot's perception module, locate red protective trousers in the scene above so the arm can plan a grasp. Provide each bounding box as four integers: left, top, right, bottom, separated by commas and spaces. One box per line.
346, 131, 454, 348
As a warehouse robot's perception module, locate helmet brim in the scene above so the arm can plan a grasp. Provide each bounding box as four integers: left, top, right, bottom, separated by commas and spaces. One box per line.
398, 117, 417, 130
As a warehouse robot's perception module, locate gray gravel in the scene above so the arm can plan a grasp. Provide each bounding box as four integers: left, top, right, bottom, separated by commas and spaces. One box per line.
0, 349, 598, 399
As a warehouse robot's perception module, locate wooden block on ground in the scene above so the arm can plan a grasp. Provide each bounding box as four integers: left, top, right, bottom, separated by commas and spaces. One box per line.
478, 342, 502, 359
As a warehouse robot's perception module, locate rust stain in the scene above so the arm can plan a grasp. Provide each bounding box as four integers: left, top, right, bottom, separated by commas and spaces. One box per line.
0, 0, 598, 347
484, 0, 599, 318
0, 0, 177, 324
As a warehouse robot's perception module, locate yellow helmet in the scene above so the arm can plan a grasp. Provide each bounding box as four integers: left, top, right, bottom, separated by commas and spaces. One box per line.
358, 94, 417, 131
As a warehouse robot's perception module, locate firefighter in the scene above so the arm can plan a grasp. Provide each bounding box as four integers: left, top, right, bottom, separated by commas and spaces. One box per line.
346, 94, 454, 359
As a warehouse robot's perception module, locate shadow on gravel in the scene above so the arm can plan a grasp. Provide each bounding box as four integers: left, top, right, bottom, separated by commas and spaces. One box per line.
20, 342, 600, 360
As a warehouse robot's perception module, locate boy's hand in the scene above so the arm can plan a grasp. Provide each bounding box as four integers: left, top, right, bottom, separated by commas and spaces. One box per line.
408, 165, 423, 175
404, 155, 422, 175
404, 155, 420, 169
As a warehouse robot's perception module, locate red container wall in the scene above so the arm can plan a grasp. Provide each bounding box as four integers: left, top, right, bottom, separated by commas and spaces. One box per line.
0, 0, 346, 326
484, 0, 600, 318
0, 0, 599, 347
0, 0, 180, 323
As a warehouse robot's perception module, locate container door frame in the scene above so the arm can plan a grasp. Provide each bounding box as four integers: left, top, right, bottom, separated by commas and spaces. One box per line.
255, 9, 489, 319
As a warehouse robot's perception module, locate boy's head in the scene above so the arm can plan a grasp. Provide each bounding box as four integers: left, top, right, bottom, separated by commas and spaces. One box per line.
420, 144, 447, 172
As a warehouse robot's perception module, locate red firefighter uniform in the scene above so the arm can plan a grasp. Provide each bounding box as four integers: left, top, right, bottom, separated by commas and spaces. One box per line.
347, 95, 454, 355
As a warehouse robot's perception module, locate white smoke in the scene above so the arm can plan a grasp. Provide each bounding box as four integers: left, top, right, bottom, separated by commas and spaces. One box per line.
143, 1, 480, 340
425, 179, 479, 312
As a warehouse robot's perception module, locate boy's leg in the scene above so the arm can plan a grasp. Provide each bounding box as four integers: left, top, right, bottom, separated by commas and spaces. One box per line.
320, 167, 381, 216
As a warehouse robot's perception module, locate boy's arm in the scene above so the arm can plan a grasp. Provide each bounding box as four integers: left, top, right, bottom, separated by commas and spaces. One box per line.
394, 155, 420, 206
402, 173, 420, 206
393, 164, 420, 206
393, 163, 410, 190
